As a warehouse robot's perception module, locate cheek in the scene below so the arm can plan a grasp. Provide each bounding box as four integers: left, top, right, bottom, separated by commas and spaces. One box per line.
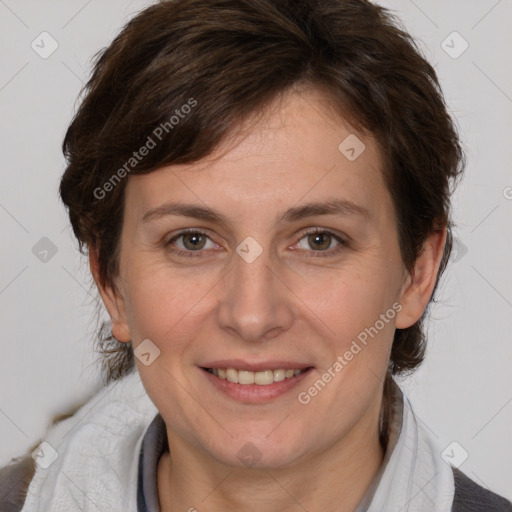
123, 263, 217, 355
302, 260, 401, 336
295, 272, 399, 436
297, 259, 401, 404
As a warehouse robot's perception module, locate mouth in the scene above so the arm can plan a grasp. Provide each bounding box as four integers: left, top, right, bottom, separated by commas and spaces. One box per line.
200, 364, 314, 403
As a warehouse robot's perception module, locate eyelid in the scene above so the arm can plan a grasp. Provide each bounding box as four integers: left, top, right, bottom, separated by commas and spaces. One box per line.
296, 226, 349, 245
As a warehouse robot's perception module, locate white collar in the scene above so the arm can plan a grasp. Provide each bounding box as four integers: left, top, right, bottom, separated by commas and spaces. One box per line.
359, 379, 455, 511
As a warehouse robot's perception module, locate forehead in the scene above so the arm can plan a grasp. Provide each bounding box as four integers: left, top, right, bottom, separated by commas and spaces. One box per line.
124, 87, 389, 224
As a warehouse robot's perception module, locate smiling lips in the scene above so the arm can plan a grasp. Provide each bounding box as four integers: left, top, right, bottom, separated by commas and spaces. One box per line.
205, 367, 305, 385
201, 362, 314, 402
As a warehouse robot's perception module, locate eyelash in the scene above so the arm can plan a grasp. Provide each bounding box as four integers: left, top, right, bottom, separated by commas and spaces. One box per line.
165, 227, 348, 258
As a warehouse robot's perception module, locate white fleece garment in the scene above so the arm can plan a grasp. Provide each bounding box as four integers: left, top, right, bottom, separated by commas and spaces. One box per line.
20, 369, 454, 512
21, 370, 158, 512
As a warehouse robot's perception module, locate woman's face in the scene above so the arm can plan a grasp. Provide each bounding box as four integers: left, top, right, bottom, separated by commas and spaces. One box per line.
101, 87, 427, 469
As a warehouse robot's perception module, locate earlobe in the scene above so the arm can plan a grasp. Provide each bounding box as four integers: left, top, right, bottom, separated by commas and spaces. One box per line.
395, 229, 447, 329
88, 248, 131, 342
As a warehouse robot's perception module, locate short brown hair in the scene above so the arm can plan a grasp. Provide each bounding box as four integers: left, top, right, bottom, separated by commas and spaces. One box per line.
60, 0, 464, 393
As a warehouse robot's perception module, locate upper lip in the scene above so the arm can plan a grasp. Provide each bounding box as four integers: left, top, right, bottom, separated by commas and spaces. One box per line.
200, 359, 313, 372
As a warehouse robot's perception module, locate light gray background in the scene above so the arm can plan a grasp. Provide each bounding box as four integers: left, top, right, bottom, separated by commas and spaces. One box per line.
1, 0, 511, 501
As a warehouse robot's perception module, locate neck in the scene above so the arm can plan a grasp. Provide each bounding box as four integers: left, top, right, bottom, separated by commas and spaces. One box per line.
157, 411, 384, 512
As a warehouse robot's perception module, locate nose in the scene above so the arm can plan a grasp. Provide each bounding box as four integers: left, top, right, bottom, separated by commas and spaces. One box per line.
216, 241, 295, 344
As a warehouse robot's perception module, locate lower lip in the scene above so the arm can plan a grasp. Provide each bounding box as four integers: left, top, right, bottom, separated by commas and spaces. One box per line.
200, 367, 313, 403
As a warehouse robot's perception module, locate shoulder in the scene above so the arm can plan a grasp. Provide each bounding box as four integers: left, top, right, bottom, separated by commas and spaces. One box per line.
0, 454, 36, 512
0, 398, 88, 511
452, 467, 512, 511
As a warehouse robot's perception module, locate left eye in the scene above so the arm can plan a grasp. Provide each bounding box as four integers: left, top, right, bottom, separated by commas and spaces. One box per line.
295, 230, 344, 253
169, 231, 216, 251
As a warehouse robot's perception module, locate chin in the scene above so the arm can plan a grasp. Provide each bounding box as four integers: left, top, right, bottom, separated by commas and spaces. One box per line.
203, 429, 312, 470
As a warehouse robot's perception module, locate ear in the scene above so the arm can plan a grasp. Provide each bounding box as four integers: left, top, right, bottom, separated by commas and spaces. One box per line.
395, 228, 447, 329
89, 247, 131, 342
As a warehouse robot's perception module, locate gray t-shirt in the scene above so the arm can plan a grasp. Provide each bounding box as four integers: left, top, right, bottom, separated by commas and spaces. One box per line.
137, 413, 169, 512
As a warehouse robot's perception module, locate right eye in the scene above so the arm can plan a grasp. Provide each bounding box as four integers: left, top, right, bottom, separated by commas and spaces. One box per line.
166, 229, 219, 257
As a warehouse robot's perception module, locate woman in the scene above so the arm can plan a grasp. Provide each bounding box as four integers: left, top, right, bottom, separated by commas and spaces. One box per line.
1, 0, 511, 510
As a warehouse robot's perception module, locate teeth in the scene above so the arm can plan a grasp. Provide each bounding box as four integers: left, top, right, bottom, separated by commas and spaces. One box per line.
225, 368, 239, 383
208, 367, 305, 385
238, 370, 255, 385
254, 370, 274, 385
273, 369, 286, 382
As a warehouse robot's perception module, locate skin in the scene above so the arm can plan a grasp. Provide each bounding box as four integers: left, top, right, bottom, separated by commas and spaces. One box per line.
91, 85, 446, 512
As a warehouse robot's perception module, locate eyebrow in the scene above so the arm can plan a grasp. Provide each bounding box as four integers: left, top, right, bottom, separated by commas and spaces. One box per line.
141, 198, 370, 226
